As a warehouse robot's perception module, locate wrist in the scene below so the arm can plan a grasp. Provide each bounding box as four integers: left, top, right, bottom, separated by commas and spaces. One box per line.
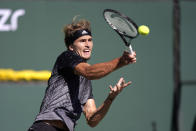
114, 57, 124, 70
107, 95, 115, 102
118, 56, 127, 67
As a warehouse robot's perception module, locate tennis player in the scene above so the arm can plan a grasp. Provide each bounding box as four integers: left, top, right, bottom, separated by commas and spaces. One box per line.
28, 18, 136, 131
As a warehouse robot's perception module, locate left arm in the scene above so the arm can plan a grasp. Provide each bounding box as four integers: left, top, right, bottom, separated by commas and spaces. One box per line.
83, 78, 131, 127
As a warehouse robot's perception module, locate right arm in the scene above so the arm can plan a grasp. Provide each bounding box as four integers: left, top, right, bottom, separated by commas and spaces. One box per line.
74, 51, 136, 80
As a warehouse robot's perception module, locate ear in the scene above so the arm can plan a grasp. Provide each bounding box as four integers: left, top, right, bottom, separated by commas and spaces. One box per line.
69, 44, 74, 51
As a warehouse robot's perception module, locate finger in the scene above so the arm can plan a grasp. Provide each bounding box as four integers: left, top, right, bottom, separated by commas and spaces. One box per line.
117, 77, 124, 86
125, 51, 133, 58
124, 51, 130, 54
132, 58, 136, 61
128, 56, 136, 62
132, 51, 136, 56
130, 56, 136, 60
111, 86, 117, 93
117, 81, 129, 93
109, 85, 113, 91
117, 79, 125, 90
118, 78, 127, 91
121, 79, 125, 86
124, 81, 132, 87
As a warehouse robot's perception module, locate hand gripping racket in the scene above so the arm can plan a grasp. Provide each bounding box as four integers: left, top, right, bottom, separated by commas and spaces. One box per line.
103, 9, 138, 55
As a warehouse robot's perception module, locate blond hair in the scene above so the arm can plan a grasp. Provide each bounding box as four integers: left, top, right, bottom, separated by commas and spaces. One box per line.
63, 16, 91, 48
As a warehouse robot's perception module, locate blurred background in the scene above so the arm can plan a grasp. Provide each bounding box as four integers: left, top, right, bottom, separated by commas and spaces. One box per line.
0, 0, 195, 131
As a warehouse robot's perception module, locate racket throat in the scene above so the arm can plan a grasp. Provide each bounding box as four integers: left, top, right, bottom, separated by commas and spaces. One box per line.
125, 38, 134, 55
128, 44, 134, 55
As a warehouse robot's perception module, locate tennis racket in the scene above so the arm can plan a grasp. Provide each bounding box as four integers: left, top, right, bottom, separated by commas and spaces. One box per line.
103, 9, 138, 55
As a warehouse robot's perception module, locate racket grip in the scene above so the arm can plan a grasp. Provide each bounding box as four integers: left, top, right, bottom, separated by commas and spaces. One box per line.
129, 44, 133, 55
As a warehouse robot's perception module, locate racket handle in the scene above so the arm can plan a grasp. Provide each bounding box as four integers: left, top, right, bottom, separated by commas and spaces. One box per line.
129, 44, 133, 55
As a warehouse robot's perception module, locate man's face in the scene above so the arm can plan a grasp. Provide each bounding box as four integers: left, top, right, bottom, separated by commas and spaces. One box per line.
69, 35, 93, 60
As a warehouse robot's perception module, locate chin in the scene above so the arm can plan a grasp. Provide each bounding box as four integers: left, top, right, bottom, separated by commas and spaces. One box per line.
84, 56, 91, 60
81, 55, 91, 60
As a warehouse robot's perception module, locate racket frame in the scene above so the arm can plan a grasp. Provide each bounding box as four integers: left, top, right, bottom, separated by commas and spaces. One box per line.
103, 9, 138, 54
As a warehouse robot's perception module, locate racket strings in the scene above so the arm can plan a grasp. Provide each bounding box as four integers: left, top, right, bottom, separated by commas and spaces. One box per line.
104, 11, 137, 38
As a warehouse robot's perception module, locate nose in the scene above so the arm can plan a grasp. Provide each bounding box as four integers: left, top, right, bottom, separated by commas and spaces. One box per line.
85, 40, 91, 47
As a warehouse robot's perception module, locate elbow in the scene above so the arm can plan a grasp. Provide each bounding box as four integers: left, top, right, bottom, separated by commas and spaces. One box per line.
85, 75, 102, 80
86, 116, 99, 128
87, 121, 99, 128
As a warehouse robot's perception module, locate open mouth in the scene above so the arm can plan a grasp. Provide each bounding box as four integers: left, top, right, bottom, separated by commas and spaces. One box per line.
83, 49, 91, 53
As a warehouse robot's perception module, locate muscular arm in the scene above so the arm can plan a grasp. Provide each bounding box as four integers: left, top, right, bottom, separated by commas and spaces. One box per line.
75, 57, 122, 80
75, 51, 136, 80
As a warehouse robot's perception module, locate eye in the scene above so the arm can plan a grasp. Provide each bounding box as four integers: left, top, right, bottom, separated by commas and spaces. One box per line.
80, 39, 86, 42
88, 38, 92, 42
